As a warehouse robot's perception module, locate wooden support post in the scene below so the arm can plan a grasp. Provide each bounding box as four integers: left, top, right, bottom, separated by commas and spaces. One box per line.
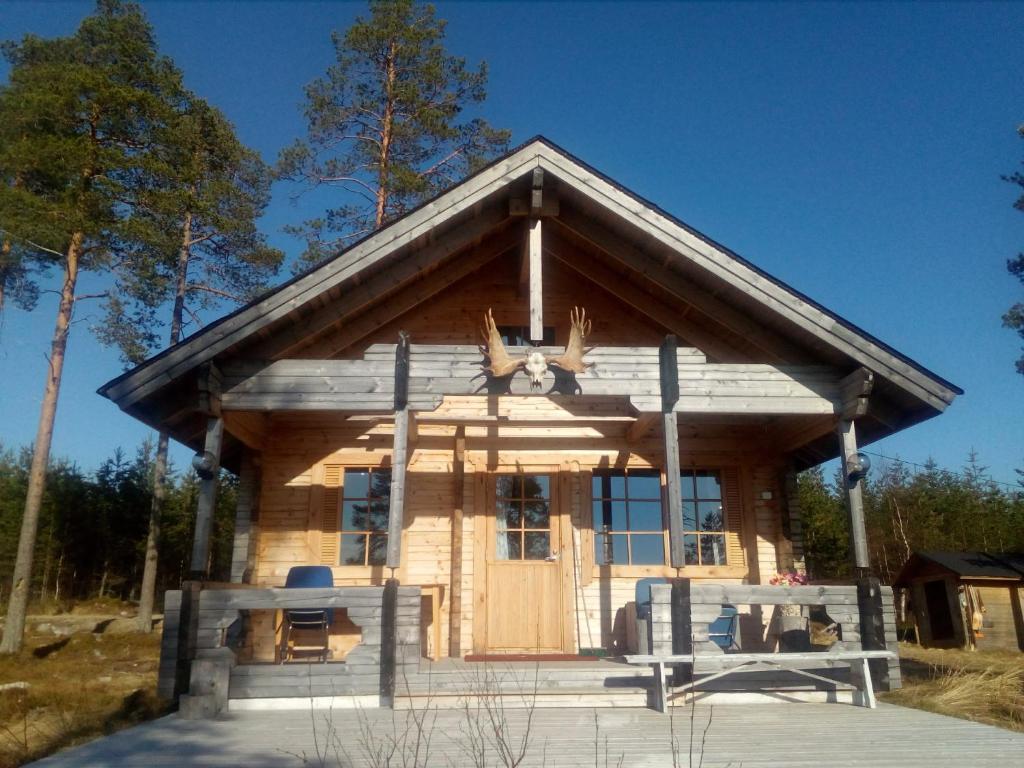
380, 577, 398, 708
670, 578, 692, 687
386, 333, 410, 570
174, 580, 201, 702
190, 416, 223, 578
660, 336, 684, 567
230, 451, 260, 584
836, 418, 870, 572
449, 428, 465, 658
528, 217, 543, 342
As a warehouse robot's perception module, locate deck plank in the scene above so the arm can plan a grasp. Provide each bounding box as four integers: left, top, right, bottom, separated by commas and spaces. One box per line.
31, 703, 1024, 767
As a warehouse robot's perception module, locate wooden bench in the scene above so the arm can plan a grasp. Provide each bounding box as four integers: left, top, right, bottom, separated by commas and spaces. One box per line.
624, 649, 897, 712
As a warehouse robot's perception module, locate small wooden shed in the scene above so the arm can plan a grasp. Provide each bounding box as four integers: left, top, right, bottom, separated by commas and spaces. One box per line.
894, 551, 1024, 651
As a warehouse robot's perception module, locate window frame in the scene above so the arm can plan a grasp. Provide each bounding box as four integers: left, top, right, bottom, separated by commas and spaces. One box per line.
585, 466, 745, 578
336, 465, 392, 568
679, 469, 726, 567
591, 468, 667, 567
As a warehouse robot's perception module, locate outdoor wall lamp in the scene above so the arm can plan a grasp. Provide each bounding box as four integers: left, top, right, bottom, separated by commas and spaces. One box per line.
191, 450, 217, 480
847, 452, 871, 485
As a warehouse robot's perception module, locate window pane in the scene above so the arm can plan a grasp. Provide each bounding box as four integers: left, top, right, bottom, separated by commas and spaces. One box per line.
342, 500, 368, 531
680, 472, 698, 501
698, 501, 724, 531
497, 498, 522, 528
344, 469, 369, 499
701, 534, 726, 566
694, 471, 721, 500
682, 501, 697, 531
505, 532, 522, 560
369, 469, 391, 498
524, 532, 550, 560
627, 470, 661, 500
592, 472, 626, 499
630, 534, 665, 565
368, 533, 388, 565
496, 476, 518, 498
611, 534, 628, 564
341, 534, 366, 566
683, 533, 699, 565
524, 500, 549, 529
368, 500, 390, 531
628, 501, 662, 531
523, 475, 549, 500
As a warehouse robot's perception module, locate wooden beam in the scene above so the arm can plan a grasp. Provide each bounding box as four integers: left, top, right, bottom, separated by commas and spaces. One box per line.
190, 415, 224, 578
449, 427, 465, 657
660, 336, 685, 568
627, 412, 660, 443
299, 226, 520, 359
531, 167, 544, 214
509, 197, 559, 217
546, 233, 745, 360
197, 363, 222, 417
840, 367, 874, 419
837, 418, 870, 573
553, 212, 805, 363
386, 334, 411, 570
254, 209, 511, 360
529, 218, 543, 342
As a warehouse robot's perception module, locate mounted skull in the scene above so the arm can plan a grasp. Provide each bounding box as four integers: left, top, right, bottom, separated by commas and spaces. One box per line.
480, 307, 594, 391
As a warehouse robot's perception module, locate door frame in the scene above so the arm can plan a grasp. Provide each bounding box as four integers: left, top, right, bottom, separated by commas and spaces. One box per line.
470, 460, 576, 655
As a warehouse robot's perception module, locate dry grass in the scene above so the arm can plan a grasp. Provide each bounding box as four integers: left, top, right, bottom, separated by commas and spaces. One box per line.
884, 642, 1024, 732
0, 617, 167, 768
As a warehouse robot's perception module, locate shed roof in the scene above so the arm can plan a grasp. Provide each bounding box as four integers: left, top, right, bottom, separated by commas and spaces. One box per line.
895, 551, 1024, 584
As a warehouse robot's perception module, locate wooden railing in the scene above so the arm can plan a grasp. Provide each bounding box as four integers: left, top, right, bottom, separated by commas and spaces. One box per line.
648, 582, 900, 690
159, 584, 422, 717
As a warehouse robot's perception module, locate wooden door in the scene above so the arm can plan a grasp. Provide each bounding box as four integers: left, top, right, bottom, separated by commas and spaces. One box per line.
484, 472, 564, 653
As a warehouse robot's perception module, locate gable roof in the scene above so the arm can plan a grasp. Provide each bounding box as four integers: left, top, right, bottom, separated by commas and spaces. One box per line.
98, 136, 960, 452
895, 551, 1024, 583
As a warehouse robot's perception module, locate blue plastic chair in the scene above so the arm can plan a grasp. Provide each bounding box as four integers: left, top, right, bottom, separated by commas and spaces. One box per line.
708, 604, 740, 651
281, 565, 334, 662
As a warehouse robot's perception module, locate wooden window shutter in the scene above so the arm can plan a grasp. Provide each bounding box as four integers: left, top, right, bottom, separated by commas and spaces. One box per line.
320, 464, 342, 566
722, 467, 746, 567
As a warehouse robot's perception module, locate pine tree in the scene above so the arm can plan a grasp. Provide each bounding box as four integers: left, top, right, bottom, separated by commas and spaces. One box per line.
0, 0, 182, 653
277, 0, 510, 269
98, 94, 282, 631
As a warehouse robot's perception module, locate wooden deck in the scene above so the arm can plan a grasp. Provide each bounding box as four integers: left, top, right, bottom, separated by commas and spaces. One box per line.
31, 703, 1024, 767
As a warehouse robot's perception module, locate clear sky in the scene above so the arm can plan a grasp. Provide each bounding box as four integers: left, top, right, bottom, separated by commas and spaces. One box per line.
0, 1, 1021, 485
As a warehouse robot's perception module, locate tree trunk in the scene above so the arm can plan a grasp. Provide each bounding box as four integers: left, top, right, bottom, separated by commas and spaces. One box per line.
0, 236, 11, 314
136, 210, 192, 632
54, 551, 64, 603
374, 40, 398, 229
0, 231, 82, 654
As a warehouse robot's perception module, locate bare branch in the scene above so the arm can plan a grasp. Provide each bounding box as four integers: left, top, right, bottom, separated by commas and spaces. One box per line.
186, 283, 244, 303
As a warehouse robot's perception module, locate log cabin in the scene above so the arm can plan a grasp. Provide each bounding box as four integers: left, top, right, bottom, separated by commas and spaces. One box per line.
99, 137, 960, 711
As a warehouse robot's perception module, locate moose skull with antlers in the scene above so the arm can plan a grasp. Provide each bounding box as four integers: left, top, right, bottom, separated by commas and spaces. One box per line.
480, 307, 593, 390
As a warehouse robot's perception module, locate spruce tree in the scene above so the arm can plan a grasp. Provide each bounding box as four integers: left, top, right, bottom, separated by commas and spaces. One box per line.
1004, 124, 1024, 375
277, 0, 510, 269
0, 0, 182, 653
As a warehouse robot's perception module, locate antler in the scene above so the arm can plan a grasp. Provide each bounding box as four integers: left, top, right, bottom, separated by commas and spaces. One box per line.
546, 306, 594, 373
479, 309, 526, 378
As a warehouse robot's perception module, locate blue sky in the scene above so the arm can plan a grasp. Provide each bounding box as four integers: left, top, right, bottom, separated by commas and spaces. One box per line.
0, 1, 1021, 485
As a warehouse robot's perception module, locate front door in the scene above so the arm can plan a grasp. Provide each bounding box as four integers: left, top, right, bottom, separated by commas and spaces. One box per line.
484, 472, 564, 653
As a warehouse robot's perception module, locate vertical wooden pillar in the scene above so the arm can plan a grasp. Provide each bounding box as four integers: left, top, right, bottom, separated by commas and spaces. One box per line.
190, 415, 224, 578
386, 332, 411, 570
836, 419, 870, 572
529, 167, 545, 342
230, 450, 260, 583
449, 428, 466, 657
380, 578, 398, 708
660, 335, 684, 567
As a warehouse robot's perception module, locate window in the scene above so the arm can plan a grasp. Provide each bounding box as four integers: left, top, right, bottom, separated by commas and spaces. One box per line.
339, 467, 391, 566
496, 325, 555, 346
592, 469, 664, 565
495, 474, 551, 560
681, 470, 725, 566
